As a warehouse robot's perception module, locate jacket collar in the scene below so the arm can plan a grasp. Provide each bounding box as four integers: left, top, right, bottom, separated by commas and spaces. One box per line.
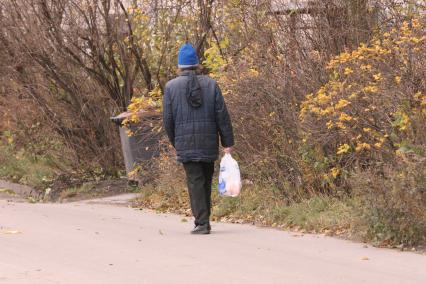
179, 70, 198, 77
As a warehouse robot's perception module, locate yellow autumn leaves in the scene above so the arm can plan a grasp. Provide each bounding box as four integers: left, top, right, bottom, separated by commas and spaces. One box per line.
335, 99, 350, 110
123, 86, 163, 133
300, 18, 426, 182
337, 144, 350, 155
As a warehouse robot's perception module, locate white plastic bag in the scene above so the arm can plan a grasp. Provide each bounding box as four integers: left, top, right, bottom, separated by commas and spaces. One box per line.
218, 153, 242, 197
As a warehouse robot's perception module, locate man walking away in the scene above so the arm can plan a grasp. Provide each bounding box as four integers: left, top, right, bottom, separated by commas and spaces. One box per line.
163, 43, 234, 234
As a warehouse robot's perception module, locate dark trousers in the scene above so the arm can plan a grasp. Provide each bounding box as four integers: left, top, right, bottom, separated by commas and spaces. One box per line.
183, 162, 215, 226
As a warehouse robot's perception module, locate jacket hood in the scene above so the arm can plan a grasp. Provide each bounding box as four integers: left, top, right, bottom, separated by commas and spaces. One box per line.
181, 70, 203, 108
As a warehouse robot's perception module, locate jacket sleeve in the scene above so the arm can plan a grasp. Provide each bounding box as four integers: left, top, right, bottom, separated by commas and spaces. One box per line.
214, 84, 235, 148
163, 85, 175, 147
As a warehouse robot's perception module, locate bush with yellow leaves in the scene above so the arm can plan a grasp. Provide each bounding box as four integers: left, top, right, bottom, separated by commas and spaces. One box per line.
300, 18, 426, 190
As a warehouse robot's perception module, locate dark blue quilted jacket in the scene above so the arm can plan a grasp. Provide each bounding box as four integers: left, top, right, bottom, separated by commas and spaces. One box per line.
163, 70, 234, 163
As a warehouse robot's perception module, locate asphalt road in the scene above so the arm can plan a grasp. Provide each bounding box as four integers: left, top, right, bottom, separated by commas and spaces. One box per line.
1, 194, 425, 284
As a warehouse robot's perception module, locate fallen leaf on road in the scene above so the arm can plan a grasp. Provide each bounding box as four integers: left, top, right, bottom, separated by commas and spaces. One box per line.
159, 229, 164, 235
181, 218, 188, 223
361, 257, 370, 260
1, 230, 22, 235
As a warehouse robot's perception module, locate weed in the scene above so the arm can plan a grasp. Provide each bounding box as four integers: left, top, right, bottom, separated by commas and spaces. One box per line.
0, 144, 59, 189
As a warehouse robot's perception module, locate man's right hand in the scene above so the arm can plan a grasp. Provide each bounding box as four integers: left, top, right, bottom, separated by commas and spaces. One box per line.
223, 147, 233, 154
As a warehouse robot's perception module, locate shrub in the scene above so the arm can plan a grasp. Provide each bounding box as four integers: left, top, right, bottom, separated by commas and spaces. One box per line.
300, 18, 426, 191
351, 158, 426, 246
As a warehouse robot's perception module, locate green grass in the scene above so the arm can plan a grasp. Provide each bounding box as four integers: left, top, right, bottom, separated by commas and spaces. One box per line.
59, 183, 95, 200
0, 188, 16, 195
0, 144, 60, 189
136, 182, 356, 236
269, 197, 355, 232
211, 186, 355, 234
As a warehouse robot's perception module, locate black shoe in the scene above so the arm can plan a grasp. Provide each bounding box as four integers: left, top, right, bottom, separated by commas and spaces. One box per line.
190, 224, 211, 235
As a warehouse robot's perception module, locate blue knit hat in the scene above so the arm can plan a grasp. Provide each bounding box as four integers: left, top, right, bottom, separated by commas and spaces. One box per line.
178, 43, 199, 68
